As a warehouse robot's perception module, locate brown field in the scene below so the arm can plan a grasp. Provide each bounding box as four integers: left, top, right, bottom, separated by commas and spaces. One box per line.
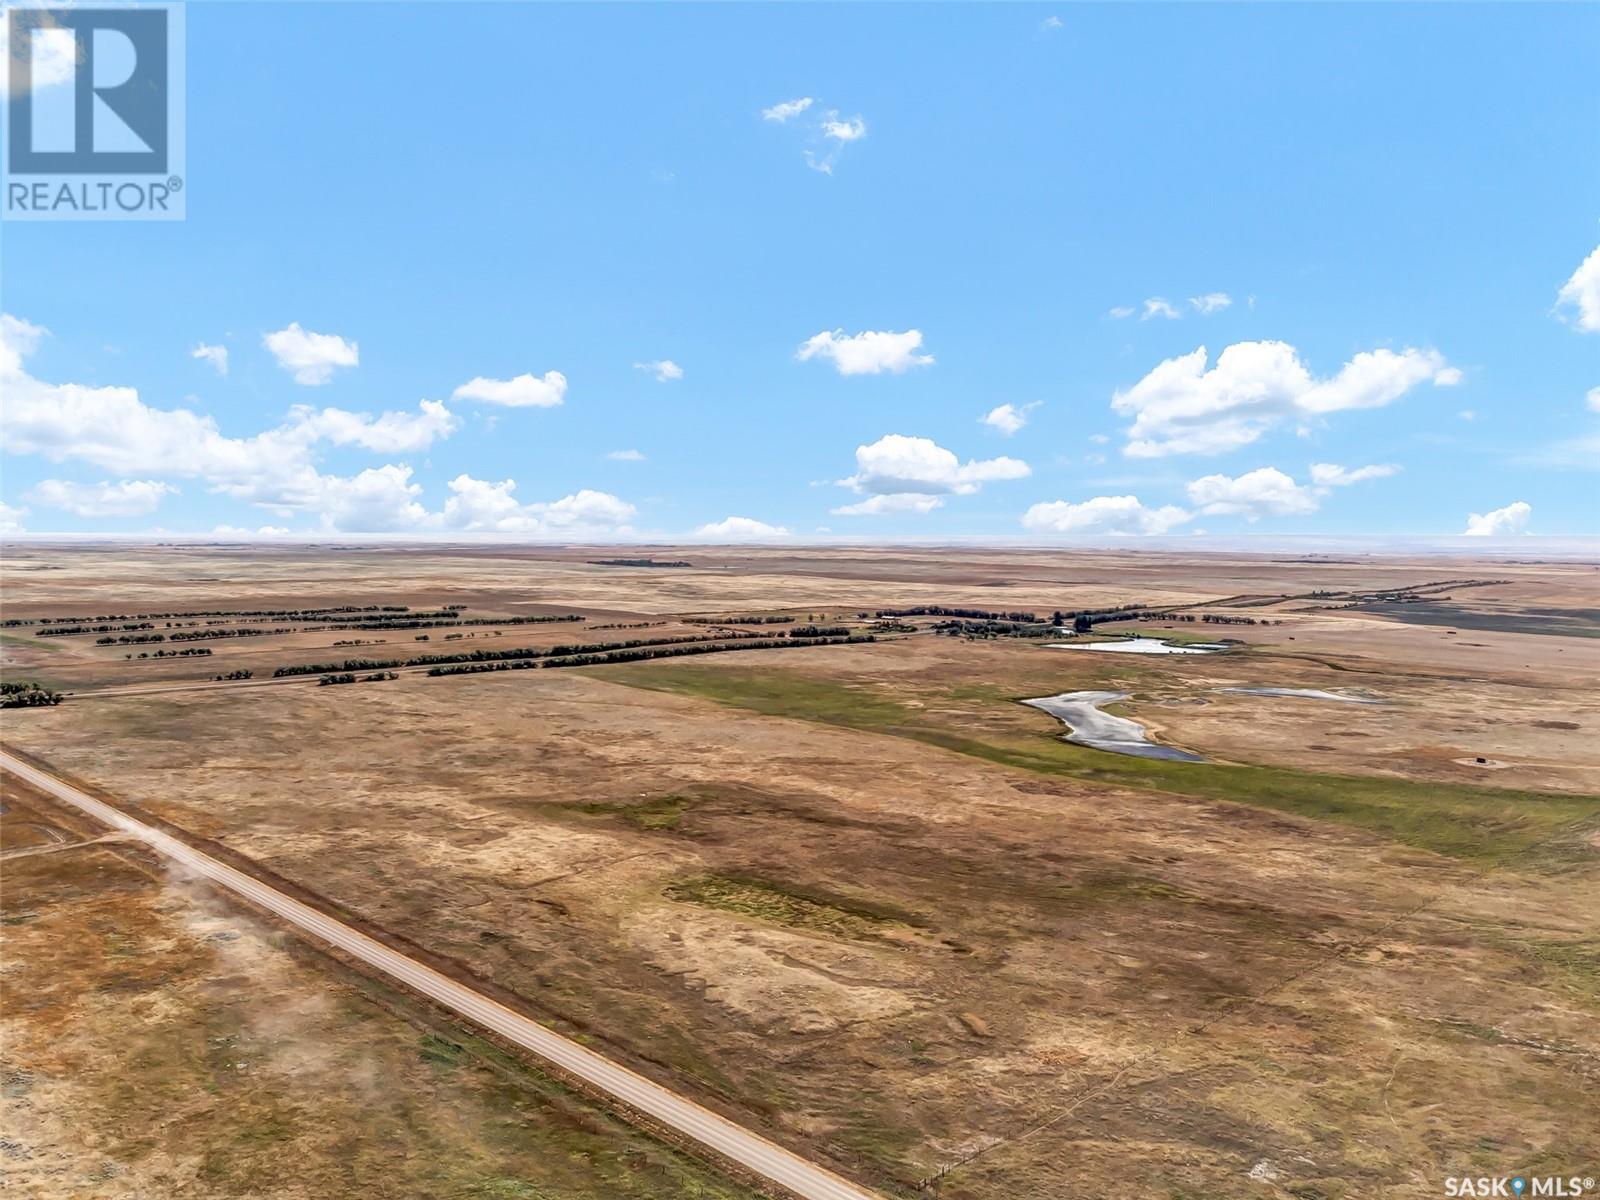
2, 542, 1597, 1198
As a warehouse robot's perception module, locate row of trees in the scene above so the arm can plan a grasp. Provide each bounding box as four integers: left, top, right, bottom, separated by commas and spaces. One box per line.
685, 615, 796, 625
426, 634, 876, 677
877, 605, 1041, 622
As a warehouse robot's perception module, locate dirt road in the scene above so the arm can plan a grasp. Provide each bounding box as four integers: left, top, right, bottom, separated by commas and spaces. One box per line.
0, 749, 884, 1200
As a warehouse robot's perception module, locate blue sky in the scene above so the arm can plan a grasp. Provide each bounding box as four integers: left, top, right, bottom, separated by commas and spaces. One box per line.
3, 2, 1596, 540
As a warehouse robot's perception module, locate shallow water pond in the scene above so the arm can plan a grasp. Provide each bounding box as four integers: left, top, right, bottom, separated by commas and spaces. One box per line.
1022, 691, 1204, 762
1046, 638, 1228, 656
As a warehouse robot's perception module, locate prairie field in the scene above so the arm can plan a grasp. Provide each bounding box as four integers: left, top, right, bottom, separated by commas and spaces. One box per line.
2, 543, 1597, 1198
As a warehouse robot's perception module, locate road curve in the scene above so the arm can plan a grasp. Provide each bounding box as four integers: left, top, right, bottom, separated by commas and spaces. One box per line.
0, 750, 883, 1200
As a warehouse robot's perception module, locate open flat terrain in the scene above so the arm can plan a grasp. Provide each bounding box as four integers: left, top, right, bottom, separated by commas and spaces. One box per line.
2, 542, 1597, 1198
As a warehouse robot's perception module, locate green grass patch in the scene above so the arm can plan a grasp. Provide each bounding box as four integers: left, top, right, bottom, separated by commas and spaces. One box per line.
597, 662, 1600, 865
665, 873, 919, 941
419, 1032, 469, 1067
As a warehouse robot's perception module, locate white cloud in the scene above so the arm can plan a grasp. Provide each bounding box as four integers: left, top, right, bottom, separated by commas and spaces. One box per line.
831, 493, 944, 517
1, 314, 454, 523
288, 399, 457, 454
3, 23, 75, 95
694, 516, 790, 539
1555, 245, 1600, 333
1185, 466, 1320, 520
0, 501, 28, 534
0, 315, 641, 536
981, 402, 1039, 436
28, 478, 177, 517
1433, 366, 1464, 387
841, 434, 1030, 498
436, 476, 635, 534
821, 113, 867, 142
1587, 386, 1600, 414
606, 448, 646, 461
1309, 462, 1400, 487
1021, 495, 1191, 536
1141, 298, 1181, 321
1189, 292, 1232, 315
211, 524, 291, 537
1089, 433, 1110, 444
1108, 306, 1136, 320
452, 371, 567, 408
762, 97, 813, 122
1040, 15, 1063, 31
1463, 500, 1531, 537
1113, 340, 1451, 457
191, 342, 229, 376
0, 313, 45, 372
292, 464, 431, 532
634, 359, 683, 382
797, 329, 933, 375
262, 323, 359, 386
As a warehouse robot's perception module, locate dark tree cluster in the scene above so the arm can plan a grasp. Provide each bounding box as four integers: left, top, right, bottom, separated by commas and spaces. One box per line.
212, 670, 254, 680
876, 606, 1040, 622
588, 558, 693, 568
1, 680, 63, 707
787, 625, 850, 638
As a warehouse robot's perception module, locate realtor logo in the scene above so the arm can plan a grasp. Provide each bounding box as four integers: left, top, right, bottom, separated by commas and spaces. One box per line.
3, 3, 186, 219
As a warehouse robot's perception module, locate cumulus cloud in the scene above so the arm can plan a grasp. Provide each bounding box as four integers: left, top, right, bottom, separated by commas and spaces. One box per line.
1112, 340, 1451, 457
1433, 366, 1464, 386
762, 97, 814, 122
634, 359, 683, 382
436, 476, 635, 534
1463, 500, 1531, 537
452, 371, 567, 408
1021, 495, 1191, 536
1, 313, 457, 526
2, 22, 75, 96
1185, 467, 1320, 520
820, 113, 867, 142
694, 516, 789, 539
1309, 462, 1400, 487
797, 329, 933, 375
1141, 298, 1181, 321
287, 400, 457, 454
1555, 245, 1600, 333
1189, 292, 1233, 315
606, 448, 646, 461
980, 402, 1039, 436
0, 501, 28, 534
0, 315, 639, 536
841, 433, 1030, 497
262, 323, 359, 386
191, 342, 228, 375
831, 492, 945, 517
1587, 387, 1600, 414
28, 478, 177, 517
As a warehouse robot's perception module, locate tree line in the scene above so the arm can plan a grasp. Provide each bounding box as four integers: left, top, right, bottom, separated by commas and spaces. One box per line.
426, 634, 875, 677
